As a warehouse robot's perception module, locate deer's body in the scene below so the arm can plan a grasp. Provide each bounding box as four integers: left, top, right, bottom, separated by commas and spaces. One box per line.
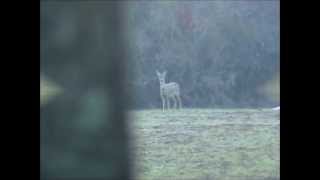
157, 71, 182, 111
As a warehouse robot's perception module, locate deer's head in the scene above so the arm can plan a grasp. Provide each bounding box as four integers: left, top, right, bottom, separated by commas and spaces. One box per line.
156, 70, 167, 84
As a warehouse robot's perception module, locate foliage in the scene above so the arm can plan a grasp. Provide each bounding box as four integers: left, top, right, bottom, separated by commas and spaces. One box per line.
125, 1, 279, 109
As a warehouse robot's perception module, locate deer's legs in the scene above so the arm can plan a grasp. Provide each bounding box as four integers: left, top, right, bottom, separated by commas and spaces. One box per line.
173, 96, 177, 109
166, 97, 170, 110
176, 95, 182, 109
161, 97, 165, 112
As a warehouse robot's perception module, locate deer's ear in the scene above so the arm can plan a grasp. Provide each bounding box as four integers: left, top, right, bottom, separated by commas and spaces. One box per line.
156, 70, 160, 76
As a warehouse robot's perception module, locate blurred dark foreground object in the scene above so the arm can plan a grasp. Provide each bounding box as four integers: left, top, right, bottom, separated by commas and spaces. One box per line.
41, 2, 131, 180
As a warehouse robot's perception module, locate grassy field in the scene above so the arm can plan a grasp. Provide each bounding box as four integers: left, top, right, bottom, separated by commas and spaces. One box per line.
128, 109, 280, 180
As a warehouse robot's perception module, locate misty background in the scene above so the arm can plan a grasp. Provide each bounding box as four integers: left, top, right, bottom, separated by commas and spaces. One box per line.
125, 1, 279, 109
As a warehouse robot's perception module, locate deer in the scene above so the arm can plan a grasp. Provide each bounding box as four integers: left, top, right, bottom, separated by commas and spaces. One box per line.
156, 70, 182, 111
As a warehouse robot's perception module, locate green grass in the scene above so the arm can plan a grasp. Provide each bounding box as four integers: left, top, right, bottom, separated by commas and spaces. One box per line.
128, 109, 279, 180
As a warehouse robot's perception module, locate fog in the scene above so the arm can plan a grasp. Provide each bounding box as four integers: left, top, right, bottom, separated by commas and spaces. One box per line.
124, 1, 279, 109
